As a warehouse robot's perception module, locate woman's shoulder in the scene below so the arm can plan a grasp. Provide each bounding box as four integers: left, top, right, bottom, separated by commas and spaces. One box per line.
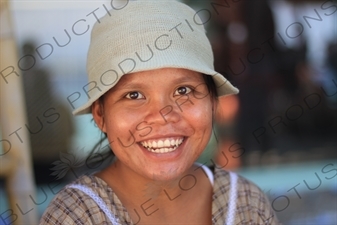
49, 174, 113, 205
39, 174, 123, 225
214, 167, 265, 194
213, 167, 281, 224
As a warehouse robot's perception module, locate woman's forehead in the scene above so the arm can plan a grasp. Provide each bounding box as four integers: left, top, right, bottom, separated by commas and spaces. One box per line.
117, 68, 204, 85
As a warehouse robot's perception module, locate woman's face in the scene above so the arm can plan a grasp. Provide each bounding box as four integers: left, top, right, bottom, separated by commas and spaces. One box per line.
92, 68, 215, 181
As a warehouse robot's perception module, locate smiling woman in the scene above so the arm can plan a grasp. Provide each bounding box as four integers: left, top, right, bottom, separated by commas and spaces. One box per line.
39, 1, 280, 224
92, 69, 214, 183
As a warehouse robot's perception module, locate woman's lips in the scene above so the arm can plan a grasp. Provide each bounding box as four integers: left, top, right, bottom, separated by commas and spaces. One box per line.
140, 137, 185, 154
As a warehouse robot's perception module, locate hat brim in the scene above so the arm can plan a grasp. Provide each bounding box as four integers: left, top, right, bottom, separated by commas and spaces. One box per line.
72, 69, 238, 115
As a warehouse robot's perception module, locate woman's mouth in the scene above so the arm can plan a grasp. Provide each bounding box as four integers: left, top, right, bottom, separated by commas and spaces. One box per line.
140, 137, 185, 154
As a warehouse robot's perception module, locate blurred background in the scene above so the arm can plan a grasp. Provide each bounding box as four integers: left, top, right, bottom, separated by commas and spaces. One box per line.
0, 0, 336, 224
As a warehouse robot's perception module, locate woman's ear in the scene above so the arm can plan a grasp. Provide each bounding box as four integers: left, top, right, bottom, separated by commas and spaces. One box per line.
92, 100, 106, 132
212, 97, 219, 117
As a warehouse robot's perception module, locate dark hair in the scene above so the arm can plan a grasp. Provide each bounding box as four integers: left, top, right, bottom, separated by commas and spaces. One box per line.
86, 74, 218, 169
203, 74, 218, 100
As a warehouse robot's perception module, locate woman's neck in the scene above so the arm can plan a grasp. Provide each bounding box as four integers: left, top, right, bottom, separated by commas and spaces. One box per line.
96, 160, 213, 224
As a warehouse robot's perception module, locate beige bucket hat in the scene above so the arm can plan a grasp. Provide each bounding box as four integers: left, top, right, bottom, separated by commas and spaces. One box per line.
73, 0, 239, 115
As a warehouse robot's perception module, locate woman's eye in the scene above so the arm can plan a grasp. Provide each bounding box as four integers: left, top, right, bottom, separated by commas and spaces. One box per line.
125, 91, 144, 99
175, 86, 192, 96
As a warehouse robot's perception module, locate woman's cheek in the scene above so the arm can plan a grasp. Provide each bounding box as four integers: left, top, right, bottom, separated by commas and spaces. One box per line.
104, 112, 140, 143
187, 100, 213, 123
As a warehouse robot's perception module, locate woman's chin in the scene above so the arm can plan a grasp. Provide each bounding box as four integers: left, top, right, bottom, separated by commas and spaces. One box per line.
139, 164, 193, 183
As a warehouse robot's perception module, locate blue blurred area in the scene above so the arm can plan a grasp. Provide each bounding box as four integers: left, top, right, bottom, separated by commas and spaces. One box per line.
238, 160, 337, 224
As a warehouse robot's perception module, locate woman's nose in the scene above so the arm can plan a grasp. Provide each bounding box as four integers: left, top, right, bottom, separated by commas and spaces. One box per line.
143, 97, 182, 125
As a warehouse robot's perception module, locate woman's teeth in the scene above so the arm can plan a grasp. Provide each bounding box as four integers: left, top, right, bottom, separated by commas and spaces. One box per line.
141, 138, 184, 153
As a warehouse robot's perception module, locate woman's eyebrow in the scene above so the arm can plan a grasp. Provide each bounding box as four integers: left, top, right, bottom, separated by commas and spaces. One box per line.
171, 75, 204, 84
116, 74, 203, 90
119, 82, 147, 90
